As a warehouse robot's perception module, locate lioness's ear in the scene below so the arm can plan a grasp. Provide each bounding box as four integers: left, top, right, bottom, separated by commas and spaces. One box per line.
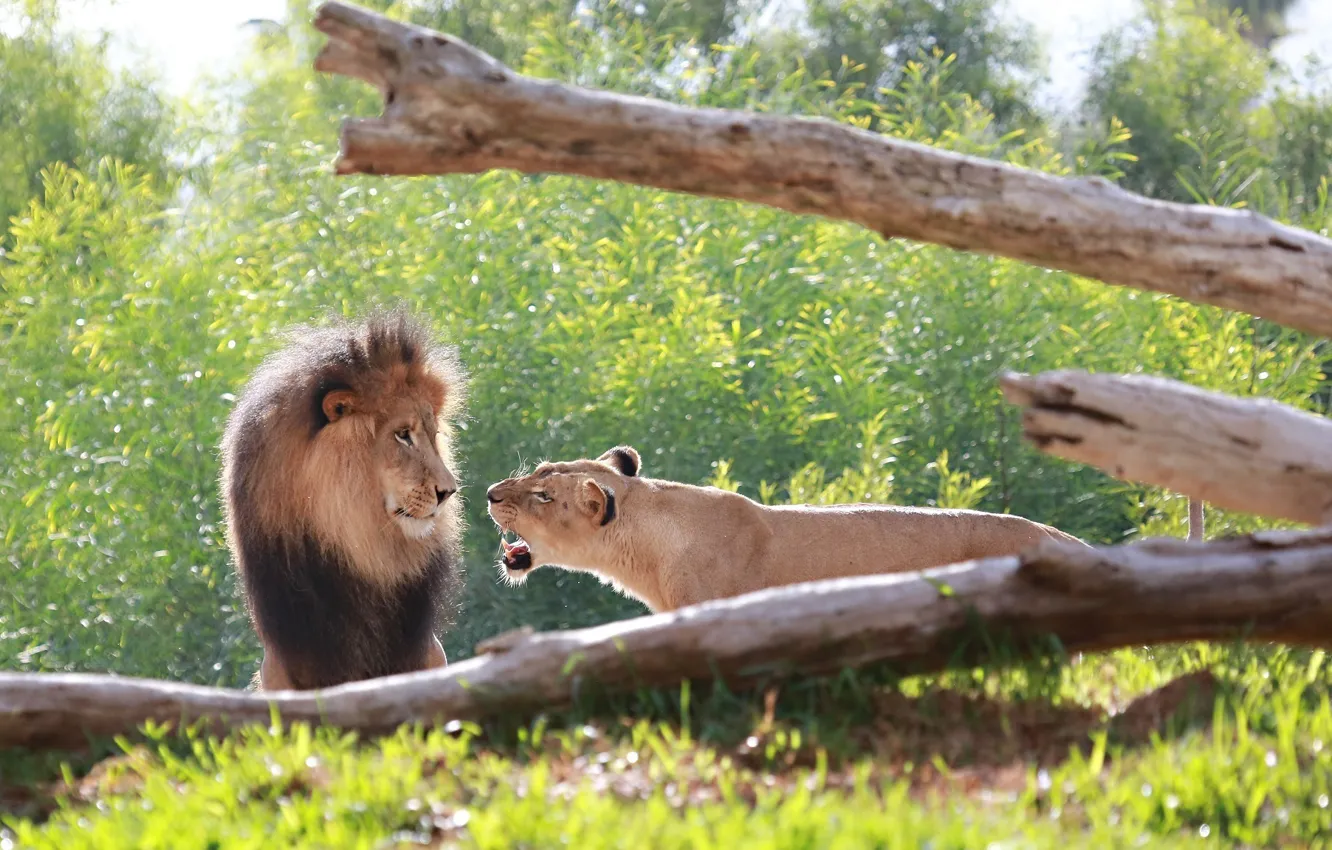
321, 389, 359, 423
580, 479, 618, 527
601, 486, 617, 526
598, 445, 641, 477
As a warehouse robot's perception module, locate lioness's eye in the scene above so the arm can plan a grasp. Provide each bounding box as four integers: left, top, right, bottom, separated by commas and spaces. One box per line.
395, 428, 413, 446
534, 491, 553, 503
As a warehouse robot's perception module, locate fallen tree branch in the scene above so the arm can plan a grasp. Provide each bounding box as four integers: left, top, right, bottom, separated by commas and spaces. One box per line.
1000, 370, 1332, 526
311, 1, 1332, 337
7, 529, 1332, 748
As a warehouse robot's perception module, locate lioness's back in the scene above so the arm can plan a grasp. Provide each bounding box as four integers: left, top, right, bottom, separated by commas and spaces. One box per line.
759, 503, 1081, 581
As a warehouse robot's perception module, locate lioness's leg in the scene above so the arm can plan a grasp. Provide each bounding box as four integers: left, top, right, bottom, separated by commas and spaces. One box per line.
425, 634, 448, 669
257, 649, 295, 692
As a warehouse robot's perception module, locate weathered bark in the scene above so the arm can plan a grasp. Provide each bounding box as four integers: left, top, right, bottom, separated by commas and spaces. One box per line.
311, 1, 1332, 337
7, 529, 1332, 748
1189, 498, 1205, 542
1000, 370, 1332, 526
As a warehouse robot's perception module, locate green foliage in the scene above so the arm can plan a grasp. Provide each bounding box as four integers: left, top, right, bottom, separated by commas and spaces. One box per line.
1, 160, 252, 683
710, 425, 992, 511
580, 0, 750, 49
1081, 0, 1273, 203
1269, 75, 1332, 219
755, 414, 898, 506
1173, 130, 1269, 208
0, 0, 175, 242
396, 0, 749, 70
795, 0, 1043, 130
389, 0, 1046, 137
1204, 0, 1299, 50
373, 0, 1051, 140
1080, 0, 1332, 227
929, 449, 992, 511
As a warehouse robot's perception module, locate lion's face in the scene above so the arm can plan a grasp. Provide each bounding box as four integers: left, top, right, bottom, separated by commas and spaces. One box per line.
375, 397, 458, 539
485, 447, 638, 583
319, 386, 459, 542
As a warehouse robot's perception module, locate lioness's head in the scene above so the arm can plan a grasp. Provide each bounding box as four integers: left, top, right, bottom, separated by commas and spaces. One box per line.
485, 446, 640, 582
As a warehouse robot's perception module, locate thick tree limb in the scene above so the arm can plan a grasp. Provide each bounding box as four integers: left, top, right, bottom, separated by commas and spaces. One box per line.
311, 1, 1332, 338
1000, 370, 1332, 526
7, 530, 1332, 748
1189, 498, 1205, 542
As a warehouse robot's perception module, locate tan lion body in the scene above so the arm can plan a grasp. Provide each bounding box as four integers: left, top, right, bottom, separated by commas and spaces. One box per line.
487, 446, 1087, 612
221, 311, 466, 691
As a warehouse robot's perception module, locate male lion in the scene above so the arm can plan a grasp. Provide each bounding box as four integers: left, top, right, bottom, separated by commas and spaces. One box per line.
220, 311, 466, 691
486, 445, 1087, 612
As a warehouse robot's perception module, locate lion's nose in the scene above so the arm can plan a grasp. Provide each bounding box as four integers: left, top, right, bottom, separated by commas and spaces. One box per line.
436, 486, 456, 505
486, 484, 503, 503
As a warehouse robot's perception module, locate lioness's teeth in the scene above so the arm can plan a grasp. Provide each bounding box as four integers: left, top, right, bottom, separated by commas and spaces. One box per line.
498, 529, 532, 562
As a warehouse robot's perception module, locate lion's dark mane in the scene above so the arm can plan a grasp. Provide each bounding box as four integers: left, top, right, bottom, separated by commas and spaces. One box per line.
234, 529, 456, 688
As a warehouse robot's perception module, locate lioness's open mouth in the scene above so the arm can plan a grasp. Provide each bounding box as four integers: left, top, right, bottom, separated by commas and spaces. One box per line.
499, 532, 533, 572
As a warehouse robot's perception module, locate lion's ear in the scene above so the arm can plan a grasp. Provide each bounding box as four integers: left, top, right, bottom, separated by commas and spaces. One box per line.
580, 479, 617, 527
597, 445, 641, 477
321, 389, 359, 423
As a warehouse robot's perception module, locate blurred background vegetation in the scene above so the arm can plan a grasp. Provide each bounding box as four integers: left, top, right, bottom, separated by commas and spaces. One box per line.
1, 0, 1328, 687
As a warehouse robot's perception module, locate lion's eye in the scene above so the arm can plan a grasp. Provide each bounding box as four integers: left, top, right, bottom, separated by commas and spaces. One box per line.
395, 428, 413, 446
534, 491, 553, 503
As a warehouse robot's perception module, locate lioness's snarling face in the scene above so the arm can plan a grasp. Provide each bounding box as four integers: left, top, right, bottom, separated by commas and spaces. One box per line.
485, 446, 640, 582
320, 387, 458, 540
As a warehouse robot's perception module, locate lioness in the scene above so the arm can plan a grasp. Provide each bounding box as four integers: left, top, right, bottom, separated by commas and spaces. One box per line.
220, 310, 466, 691
486, 445, 1088, 612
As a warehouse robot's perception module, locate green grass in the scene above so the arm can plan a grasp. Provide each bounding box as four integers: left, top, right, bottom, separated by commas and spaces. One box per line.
5, 640, 1331, 848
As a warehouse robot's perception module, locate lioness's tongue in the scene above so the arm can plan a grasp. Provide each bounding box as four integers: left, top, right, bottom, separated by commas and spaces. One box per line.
500, 536, 529, 556
503, 538, 532, 571
500, 534, 531, 566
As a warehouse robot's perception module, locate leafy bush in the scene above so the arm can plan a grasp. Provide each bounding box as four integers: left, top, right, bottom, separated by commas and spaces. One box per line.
0, 0, 175, 242
1079, 0, 1332, 227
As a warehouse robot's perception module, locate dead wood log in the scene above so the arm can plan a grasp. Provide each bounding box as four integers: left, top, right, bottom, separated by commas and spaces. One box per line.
6, 529, 1332, 748
311, 1, 1332, 338
1000, 370, 1332, 526
1189, 498, 1206, 542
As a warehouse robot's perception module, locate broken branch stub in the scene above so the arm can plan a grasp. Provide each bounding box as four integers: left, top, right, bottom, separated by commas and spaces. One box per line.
311, 1, 1332, 338
6, 529, 1332, 748
1000, 369, 1332, 526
